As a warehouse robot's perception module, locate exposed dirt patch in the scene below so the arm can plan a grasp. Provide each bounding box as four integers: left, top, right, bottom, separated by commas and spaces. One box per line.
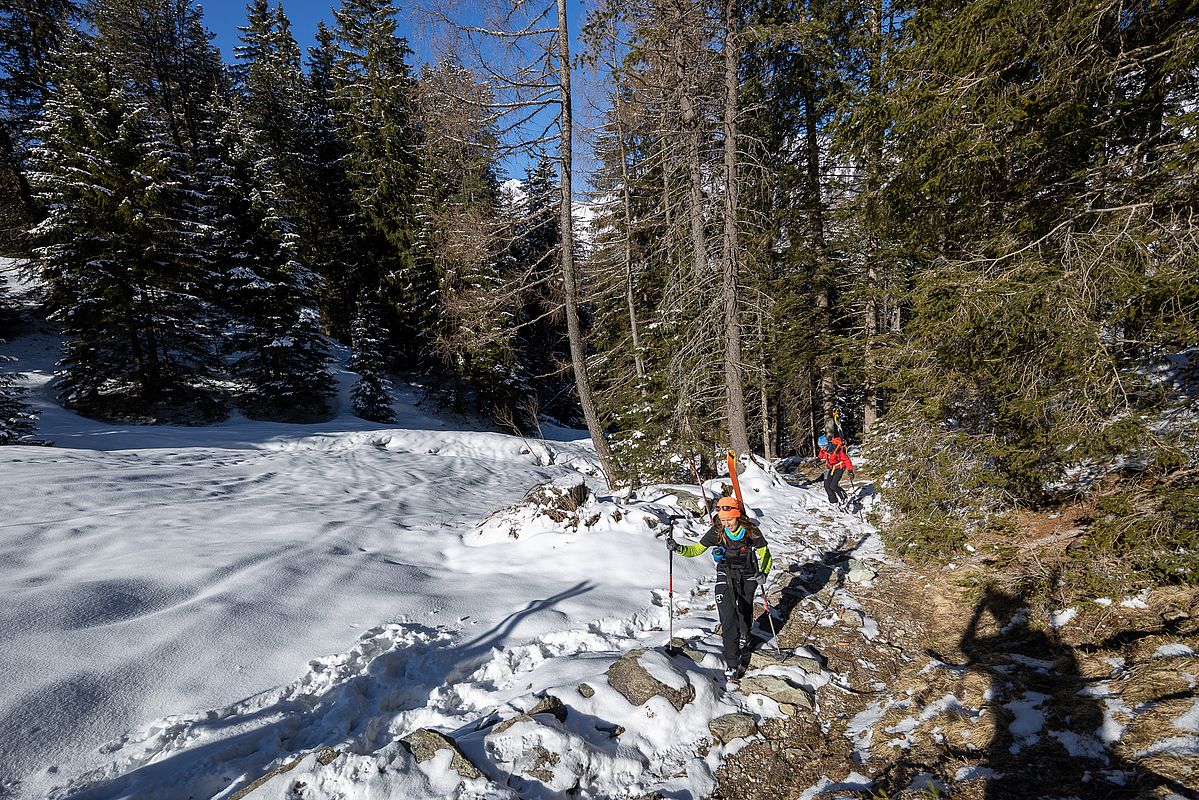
713, 521, 1199, 800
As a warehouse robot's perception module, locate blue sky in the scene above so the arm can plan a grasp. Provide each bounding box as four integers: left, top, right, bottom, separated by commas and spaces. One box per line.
198, 0, 600, 184
199, 0, 590, 68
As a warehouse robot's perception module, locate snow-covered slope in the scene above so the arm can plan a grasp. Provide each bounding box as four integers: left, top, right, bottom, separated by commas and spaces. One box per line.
0, 257, 880, 799
0, 408, 868, 800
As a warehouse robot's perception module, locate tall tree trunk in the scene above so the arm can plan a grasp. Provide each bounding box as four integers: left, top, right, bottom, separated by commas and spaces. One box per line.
806, 367, 817, 453
803, 73, 834, 436
862, 0, 884, 434
556, 0, 618, 484
863, 259, 879, 433
614, 89, 646, 381
675, 23, 707, 284
757, 308, 773, 458
721, 0, 750, 456
660, 104, 674, 233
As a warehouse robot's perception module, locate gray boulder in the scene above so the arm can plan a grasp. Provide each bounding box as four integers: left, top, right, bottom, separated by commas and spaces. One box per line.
845, 558, 877, 584
669, 490, 707, 518
709, 713, 757, 744
527, 694, 568, 722
606, 648, 695, 710
738, 674, 815, 710
669, 639, 707, 664
400, 729, 483, 779
748, 650, 822, 675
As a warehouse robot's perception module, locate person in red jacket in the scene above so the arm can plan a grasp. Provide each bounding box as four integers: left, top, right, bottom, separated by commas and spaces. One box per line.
817, 434, 855, 508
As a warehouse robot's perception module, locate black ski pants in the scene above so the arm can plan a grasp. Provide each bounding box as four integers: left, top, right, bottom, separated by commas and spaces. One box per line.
824, 467, 848, 505
715, 566, 757, 670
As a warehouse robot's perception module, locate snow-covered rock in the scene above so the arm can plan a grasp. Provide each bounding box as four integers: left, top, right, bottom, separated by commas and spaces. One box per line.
604, 648, 696, 711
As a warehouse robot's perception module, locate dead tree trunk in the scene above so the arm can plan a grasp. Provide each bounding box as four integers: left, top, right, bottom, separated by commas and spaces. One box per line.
803, 69, 835, 436
676, 29, 708, 285
614, 88, 646, 381
721, 0, 750, 456
556, 0, 618, 484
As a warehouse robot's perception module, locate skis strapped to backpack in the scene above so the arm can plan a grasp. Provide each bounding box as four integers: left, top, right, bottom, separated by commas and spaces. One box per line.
726, 449, 745, 512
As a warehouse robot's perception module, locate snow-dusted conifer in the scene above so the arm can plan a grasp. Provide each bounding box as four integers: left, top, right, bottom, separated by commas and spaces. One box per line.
90, 0, 224, 156
239, 4, 360, 342
0, 274, 39, 444
329, 0, 427, 354
0, 355, 37, 444
28, 34, 217, 418
350, 299, 395, 423
0, 0, 82, 240
302, 22, 363, 340
207, 106, 333, 421
234, 0, 308, 208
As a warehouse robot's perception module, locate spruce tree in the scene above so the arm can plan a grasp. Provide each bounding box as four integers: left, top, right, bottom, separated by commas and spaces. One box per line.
0, 356, 37, 444
234, 1, 309, 233
349, 299, 395, 423
0, 273, 39, 443
300, 21, 362, 341
329, 0, 427, 359
90, 0, 224, 156
29, 34, 218, 419
0, 0, 80, 132
864, 0, 1199, 563
0, 0, 81, 243
205, 107, 333, 421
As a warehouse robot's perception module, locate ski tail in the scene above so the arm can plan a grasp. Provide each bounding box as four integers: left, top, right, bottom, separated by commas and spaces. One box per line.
726, 449, 745, 511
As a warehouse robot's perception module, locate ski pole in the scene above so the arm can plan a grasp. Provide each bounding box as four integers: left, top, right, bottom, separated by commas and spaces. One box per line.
758, 579, 782, 657
667, 518, 675, 653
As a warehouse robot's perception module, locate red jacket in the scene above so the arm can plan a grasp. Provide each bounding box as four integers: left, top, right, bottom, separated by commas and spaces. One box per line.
819, 438, 854, 471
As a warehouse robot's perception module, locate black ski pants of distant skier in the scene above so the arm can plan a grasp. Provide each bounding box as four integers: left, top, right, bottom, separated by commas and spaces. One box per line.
715, 566, 757, 670
824, 467, 848, 505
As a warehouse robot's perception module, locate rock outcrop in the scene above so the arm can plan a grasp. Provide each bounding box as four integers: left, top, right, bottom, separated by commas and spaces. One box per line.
606, 648, 695, 710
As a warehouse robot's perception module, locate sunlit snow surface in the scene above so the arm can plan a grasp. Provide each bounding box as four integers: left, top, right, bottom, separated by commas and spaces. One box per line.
0, 259, 881, 799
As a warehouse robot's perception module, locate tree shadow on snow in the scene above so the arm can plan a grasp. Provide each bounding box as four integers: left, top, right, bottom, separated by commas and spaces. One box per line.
871, 583, 1194, 799
64, 582, 595, 800
747, 534, 869, 661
